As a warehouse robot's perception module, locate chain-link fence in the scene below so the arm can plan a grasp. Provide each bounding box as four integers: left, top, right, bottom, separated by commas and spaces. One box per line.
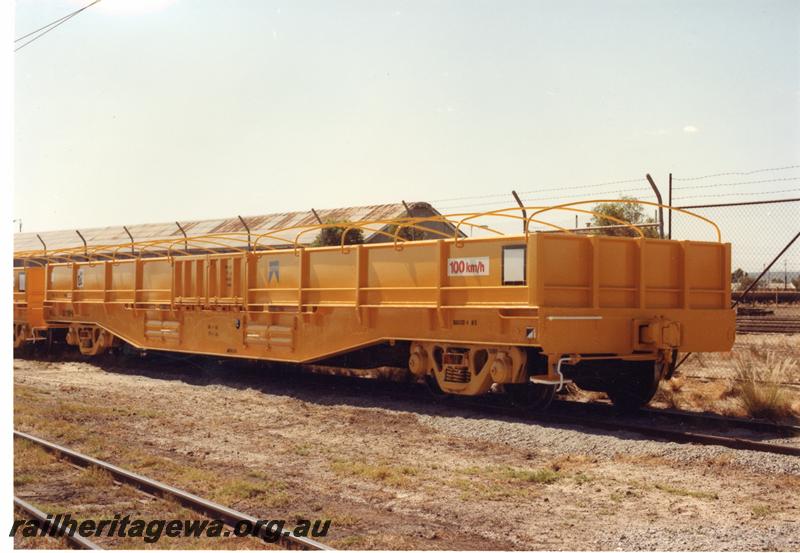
431, 170, 800, 384
669, 197, 800, 383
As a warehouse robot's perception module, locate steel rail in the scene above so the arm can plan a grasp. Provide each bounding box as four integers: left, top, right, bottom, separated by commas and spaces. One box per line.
543, 399, 800, 436
252, 368, 800, 456
194, 362, 800, 457
465, 400, 800, 457
283, 365, 800, 444
13, 352, 798, 459
735, 316, 800, 334
567, 417, 800, 456
638, 405, 800, 435
13, 431, 332, 550
680, 373, 800, 389
13, 496, 103, 550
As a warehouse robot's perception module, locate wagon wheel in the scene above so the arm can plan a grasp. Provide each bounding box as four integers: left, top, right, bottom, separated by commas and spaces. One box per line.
506, 382, 556, 411
605, 361, 660, 412
424, 374, 449, 399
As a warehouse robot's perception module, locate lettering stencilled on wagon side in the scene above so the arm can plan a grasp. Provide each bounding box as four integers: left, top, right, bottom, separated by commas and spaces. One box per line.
447, 256, 490, 276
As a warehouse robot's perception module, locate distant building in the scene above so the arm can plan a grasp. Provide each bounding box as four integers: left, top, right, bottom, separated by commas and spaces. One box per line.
763, 281, 797, 291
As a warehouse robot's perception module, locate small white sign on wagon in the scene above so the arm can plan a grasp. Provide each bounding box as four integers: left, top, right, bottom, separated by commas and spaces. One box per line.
447, 256, 490, 277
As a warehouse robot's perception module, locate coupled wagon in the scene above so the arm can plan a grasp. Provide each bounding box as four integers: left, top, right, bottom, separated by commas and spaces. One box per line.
13, 201, 735, 409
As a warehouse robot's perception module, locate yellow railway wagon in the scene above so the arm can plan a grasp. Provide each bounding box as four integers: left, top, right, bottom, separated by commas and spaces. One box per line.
12, 205, 735, 410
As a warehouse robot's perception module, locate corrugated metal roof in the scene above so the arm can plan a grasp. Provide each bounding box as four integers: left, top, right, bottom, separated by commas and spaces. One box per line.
14, 202, 458, 253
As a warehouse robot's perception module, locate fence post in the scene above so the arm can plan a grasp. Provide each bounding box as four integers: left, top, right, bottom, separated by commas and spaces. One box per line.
36, 234, 46, 257
668, 172, 672, 239
237, 215, 251, 252
511, 190, 527, 233
645, 174, 664, 238
123, 225, 135, 255
75, 230, 87, 259
175, 222, 188, 252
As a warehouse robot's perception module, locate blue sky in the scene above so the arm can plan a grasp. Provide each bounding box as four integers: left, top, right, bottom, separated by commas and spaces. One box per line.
13, 0, 800, 268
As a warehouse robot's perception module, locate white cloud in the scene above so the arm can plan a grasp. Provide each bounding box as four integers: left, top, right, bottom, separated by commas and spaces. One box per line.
683, 125, 699, 134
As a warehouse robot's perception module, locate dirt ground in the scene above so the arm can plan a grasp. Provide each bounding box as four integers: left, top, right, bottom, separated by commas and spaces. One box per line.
13, 436, 279, 550
12, 354, 800, 551
651, 335, 800, 419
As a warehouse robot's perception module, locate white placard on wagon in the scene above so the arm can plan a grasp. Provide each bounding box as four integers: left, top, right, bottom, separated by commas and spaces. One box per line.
447, 256, 490, 277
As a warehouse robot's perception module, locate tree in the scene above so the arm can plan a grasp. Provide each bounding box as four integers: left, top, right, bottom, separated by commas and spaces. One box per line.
383, 223, 426, 242
589, 197, 659, 238
738, 275, 757, 291
732, 268, 758, 291
310, 220, 365, 247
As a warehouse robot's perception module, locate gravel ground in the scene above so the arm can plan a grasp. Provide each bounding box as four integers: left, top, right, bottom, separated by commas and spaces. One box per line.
13, 355, 800, 550
415, 411, 800, 476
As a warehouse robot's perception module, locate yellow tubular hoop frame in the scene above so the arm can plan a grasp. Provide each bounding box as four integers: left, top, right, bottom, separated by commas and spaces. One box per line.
289, 222, 409, 254
383, 215, 507, 251
346, 218, 448, 250
166, 235, 280, 259
454, 211, 575, 242
533, 206, 645, 237
12, 200, 722, 265
148, 233, 249, 259
454, 207, 633, 245
336, 215, 511, 252
340, 217, 453, 252
529, 200, 722, 242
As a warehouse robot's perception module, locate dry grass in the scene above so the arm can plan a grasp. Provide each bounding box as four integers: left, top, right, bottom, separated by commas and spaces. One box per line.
655, 339, 800, 418
330, 459, 418, 487
653, 482, 718, 500
15, 438, 54, 467
732, 351, 796, 421
751, 504, 774, 519
499, 467, 560, 484
76, 465, 114, 488
653, 376, 685, 409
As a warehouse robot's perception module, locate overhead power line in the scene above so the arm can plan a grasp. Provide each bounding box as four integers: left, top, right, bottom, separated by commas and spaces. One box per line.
15, 0, 103, 52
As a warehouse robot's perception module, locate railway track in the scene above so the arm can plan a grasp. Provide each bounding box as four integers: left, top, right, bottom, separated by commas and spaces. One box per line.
510, 400, 800, 457
292, 370, 800, 457
681, 373, 800, 389
736, 316, 800, 334
13, 431, 331, 551
280, 367, 800, 457
425, 386, 800, 457
293, 365, 800, 456
14, 351, 800, 459
14, 497, 102, 550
